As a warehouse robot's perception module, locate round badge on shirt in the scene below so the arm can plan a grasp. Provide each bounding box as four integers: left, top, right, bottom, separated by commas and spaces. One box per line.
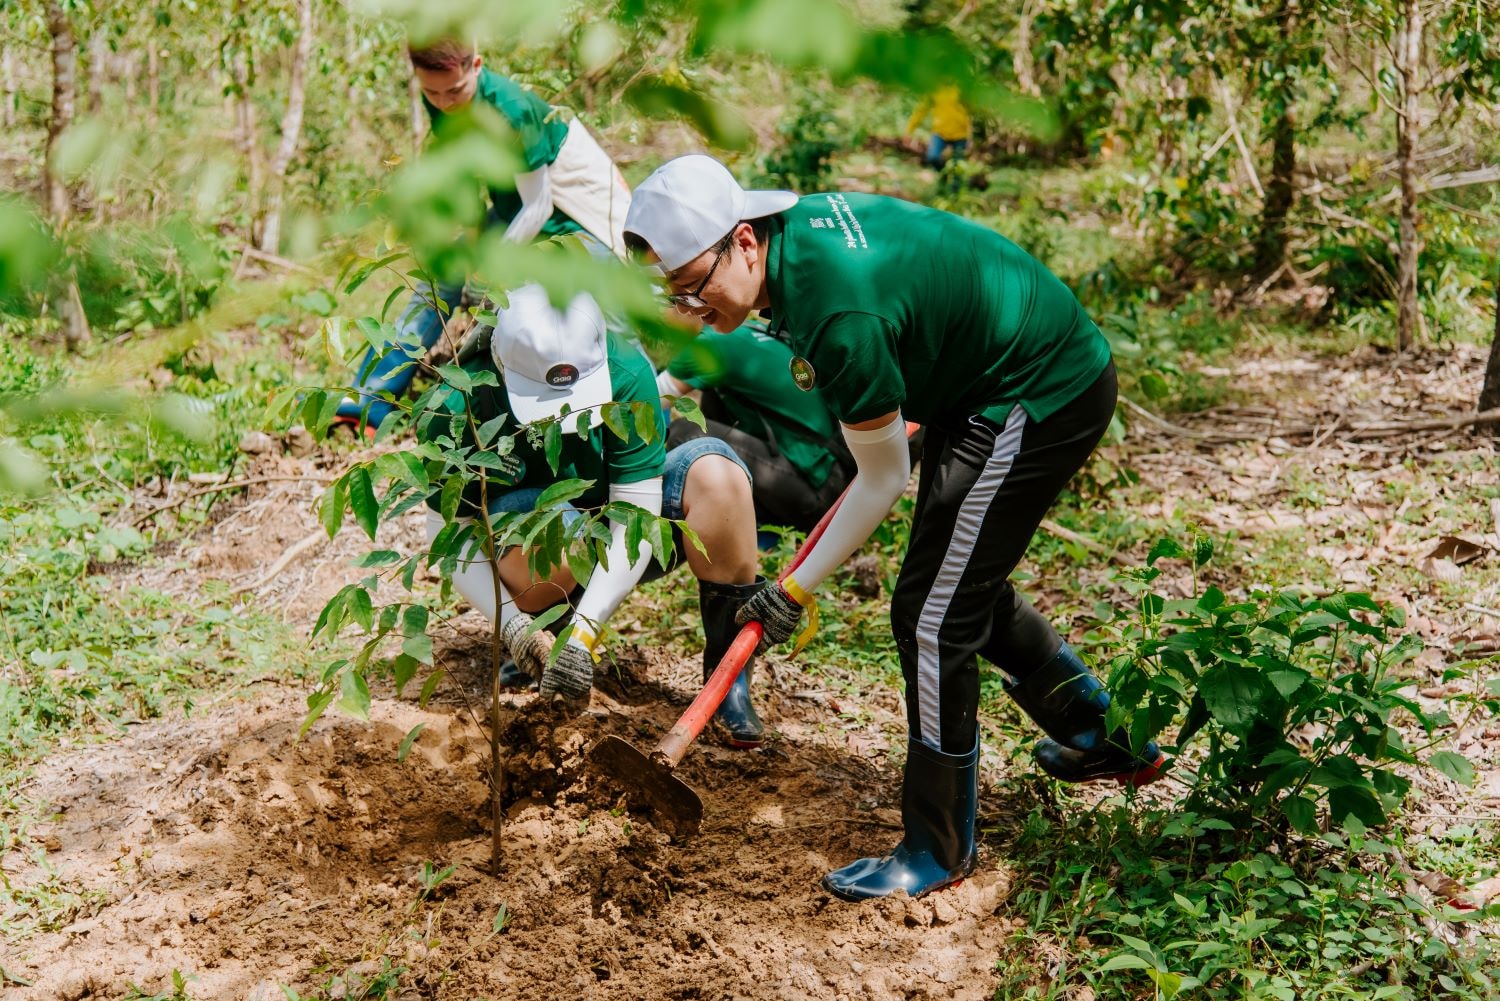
789, 356, 816, 391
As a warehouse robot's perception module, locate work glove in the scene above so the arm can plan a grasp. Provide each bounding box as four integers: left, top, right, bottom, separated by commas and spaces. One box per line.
540, 640, 595, 700
500, 613, 550, 683
735, 579, 811, 652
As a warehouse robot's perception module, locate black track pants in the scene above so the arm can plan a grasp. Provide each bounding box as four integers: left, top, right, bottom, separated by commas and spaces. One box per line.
891, 362, 1118, 755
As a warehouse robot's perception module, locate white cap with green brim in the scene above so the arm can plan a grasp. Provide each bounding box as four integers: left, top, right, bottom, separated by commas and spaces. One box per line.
623, 154, 799, 272
492, 284, 611, 429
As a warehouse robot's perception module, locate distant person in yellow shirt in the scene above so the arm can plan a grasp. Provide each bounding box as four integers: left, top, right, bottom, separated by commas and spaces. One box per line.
905, 85, 971, 169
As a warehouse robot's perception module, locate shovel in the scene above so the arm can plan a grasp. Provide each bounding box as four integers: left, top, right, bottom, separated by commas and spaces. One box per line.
590, 422, 918, 837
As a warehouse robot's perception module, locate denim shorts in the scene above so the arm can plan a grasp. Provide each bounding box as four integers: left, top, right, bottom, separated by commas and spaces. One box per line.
661, 436, 751, 519
486, 436, 750, 523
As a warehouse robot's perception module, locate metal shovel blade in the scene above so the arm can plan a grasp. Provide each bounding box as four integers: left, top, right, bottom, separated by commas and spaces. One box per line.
589, 735, 704, 837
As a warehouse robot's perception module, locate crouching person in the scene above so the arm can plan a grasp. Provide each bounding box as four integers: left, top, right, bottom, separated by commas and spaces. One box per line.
417, 284, 768, 746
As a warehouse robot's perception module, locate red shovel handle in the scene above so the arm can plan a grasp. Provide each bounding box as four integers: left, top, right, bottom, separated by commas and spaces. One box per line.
651, 421, 918, 768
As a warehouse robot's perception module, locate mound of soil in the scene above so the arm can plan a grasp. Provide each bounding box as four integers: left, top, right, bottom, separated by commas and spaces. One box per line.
5, 676, 1016, 1001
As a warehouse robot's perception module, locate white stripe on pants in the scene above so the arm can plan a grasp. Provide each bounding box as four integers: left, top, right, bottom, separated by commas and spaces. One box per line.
912, 407, 1029, 747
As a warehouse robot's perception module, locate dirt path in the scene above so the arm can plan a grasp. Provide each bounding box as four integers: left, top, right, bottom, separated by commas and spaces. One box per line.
4, 342, 1498, 999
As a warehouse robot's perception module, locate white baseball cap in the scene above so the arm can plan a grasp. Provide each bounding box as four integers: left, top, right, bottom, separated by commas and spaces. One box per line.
492, 284, 611, 428
623, 154, 799, 272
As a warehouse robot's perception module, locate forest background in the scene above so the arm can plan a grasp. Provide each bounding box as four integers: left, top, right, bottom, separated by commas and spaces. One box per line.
1, 0, 1499, 998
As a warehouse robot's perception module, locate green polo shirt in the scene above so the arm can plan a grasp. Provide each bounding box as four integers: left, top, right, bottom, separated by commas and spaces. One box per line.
763, 193, 1110, 426
666, 322, 843, 488
421, 330, 665, 518
425, 68, 582, 239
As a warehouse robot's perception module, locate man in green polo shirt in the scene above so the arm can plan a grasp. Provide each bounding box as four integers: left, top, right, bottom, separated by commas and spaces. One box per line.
337, 37, 631, 432
624, 155, 1165, 902
417, 283, 769, 746
658, 319, 852, 533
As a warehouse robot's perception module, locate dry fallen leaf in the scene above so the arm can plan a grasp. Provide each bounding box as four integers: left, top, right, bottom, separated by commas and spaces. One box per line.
1418, 556, 1463, 585
1423, 535, 1488, 567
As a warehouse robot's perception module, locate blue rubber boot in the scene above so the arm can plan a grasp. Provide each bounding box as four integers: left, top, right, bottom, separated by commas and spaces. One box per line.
335, 282, 460, 432
823, 738, 978, 901
700, 578, 765, 749
1006, 643, 1165, 787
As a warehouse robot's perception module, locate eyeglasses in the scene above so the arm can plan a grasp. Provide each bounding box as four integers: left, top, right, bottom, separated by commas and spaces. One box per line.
664, 235, 733, 310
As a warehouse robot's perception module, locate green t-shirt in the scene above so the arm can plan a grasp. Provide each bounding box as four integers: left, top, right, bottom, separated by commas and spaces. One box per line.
763, 192, 1111, 426
425, 68, 582, 239
421, 330, 666, 517
667, 322, 844, 488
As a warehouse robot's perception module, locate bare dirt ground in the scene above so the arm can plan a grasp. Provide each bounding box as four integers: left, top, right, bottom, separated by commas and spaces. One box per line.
3, 343, 1498, 999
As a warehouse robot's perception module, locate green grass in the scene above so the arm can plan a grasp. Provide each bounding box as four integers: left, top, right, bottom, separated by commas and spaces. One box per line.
0, 315, 324, 938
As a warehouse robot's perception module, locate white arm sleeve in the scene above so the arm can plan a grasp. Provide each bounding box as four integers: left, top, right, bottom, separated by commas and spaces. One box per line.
426, 509, 516, 626
502, 166, 554, 244
570, 477, 663, 645
656, 369, 691, 398
783, 415, 911, 595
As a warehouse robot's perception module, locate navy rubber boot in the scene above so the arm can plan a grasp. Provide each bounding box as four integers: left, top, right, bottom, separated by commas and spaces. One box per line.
700, 578, 765, 749
335, 284, 456, 431
823, 738, 978, 901
1006, 643, 1165, 787
497, 659, 536, 691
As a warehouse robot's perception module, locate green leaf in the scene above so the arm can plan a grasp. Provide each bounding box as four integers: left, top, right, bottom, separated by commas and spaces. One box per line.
403, 604, 430, 637
477, 414, 507, 447
1199, 664, 1272, 733
1099, 954, 1153, 972
392, 653, 419, 695
536, 477, 595, 509
670, 394, 706, 430
402, 632, 434, 665
397, 723, 426, 763
418, 669, 445, 707
300, 690, 336, 738
354, 550, 403, 568
543, 421, 563, 473
344, 252, 405, 294
632, 401, 659, 443
1192, 536, 1214, 567
337, 671, 371, 720
1147, 538, 1187, 566
347, 587, 375, 632
349, 466, 379, 540
1429, 751, 1475, 787
1282, 794, 1317, 833
320, 477, 348, 538
602, 402, 630, 442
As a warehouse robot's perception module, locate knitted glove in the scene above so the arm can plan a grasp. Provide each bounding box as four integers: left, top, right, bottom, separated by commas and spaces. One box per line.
500, 613, 550, 683
540, 640, 595, 700
734, 580, 808, 652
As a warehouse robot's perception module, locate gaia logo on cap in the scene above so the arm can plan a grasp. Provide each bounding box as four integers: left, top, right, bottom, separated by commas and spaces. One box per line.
789, 356, 816, 391
545, 363, 580, 388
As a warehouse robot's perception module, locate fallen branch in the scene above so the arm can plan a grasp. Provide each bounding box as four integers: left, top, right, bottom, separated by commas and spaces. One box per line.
230, 529, 327, 595
132, 474, 332, 527
1039, 518, 1119, 562
1122, 399, 1500, 445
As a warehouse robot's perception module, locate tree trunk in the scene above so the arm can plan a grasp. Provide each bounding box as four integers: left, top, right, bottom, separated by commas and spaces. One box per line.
256, 0, 313, 252
1, 46, 16, 129
86, 30, 107, 113
1254, 0, 1299, 282
1394, 0, 1424, 352
1013, 0, 1040, 98
147, 45, 160, 129
1479, 278, 1500, 434
231, 45, 262, 246
45, 0, 91, 350
44, 0, 78, 222
408, 73, 426, 158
